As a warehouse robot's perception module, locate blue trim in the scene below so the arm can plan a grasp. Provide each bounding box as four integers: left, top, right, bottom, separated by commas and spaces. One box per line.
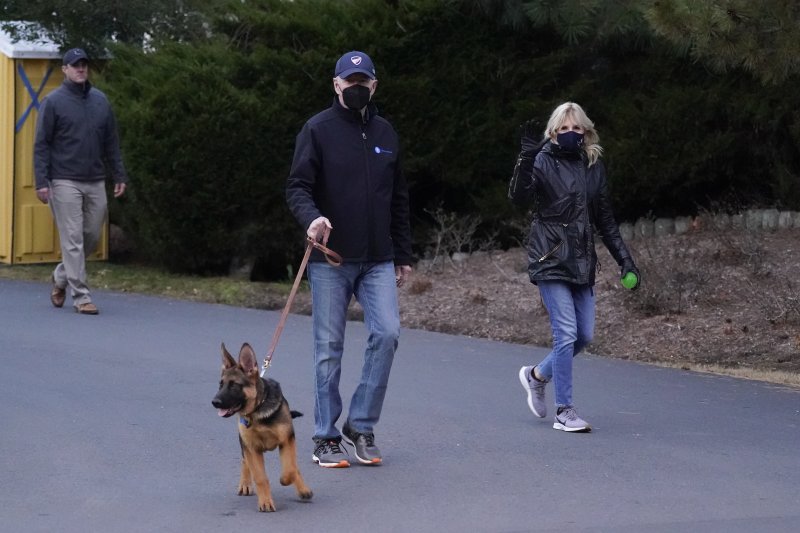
15, 63, 53, 133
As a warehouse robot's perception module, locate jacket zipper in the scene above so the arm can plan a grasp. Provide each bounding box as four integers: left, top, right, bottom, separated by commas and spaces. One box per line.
538, 240, 563, 262
361, 126, 374, 255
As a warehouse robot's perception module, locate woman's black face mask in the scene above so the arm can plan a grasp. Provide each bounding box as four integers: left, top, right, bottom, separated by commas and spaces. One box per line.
556, 131, 583, 152
342, 84, 371, 110
556, 131, 584, 152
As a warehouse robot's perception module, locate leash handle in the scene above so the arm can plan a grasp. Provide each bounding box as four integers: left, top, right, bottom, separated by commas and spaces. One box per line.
307, 236, 343, 266
261, 237, 342, 375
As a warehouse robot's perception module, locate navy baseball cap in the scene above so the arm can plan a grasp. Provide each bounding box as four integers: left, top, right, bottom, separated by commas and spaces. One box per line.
334, 51, 376, 80
63, 48, 89, 66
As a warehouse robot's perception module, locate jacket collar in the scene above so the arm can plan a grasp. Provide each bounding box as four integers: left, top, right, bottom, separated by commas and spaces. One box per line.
330, 97, 378, 124
63, 79, 92, 98
542, 140, 585, 161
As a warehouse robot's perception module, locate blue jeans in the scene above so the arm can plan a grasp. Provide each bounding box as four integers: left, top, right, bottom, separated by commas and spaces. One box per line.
307, 260, 400, 440
535, 281, 595, 408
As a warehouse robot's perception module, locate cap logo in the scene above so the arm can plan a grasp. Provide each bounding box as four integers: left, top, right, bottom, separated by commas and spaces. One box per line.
351, 56, 362, 66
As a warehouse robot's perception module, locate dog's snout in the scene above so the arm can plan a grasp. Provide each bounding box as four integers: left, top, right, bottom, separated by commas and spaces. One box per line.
212, 397, 223, 408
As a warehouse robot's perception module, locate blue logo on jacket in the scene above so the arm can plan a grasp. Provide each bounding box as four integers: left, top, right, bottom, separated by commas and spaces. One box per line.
374, 146, 393, 155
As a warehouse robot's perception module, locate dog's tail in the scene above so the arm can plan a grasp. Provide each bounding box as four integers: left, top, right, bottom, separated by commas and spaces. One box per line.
290, 410, 303, 419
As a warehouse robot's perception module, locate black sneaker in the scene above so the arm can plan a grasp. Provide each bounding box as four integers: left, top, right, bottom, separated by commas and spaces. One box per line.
342, 424, 382, 465
312, 438, 350, 468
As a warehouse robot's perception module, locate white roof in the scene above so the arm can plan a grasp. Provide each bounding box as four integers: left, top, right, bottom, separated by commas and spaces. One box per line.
0, 23, 61, 59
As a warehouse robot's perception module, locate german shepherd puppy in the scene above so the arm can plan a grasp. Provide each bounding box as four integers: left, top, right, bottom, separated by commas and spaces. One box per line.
212, 342, 312, 512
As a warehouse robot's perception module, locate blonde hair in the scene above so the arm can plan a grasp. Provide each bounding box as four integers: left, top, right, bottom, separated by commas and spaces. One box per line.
543, 102, 603, 166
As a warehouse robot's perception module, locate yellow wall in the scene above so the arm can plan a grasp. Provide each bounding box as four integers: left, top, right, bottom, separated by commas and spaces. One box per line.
12, 58, 62, 263
0, 55, 13, 263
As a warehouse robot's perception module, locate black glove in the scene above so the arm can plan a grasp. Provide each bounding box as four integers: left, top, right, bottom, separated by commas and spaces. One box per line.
519, 119, 542, 154
621, 259, 641, 290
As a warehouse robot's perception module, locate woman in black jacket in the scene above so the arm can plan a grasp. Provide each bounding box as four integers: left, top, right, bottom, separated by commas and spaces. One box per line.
509, 102, 640, 432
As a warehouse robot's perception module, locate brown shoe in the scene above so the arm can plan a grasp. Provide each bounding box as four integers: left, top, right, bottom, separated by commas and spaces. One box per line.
75, 302, 99, 315
50, 276, 66, 308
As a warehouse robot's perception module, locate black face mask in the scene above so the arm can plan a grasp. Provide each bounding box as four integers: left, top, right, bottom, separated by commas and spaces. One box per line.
556, 131, 584, 152
341, 84, 371, 110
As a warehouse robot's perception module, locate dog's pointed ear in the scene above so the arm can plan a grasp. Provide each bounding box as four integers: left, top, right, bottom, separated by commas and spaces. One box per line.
221, 343, 237, 369
238, 343, 258, 373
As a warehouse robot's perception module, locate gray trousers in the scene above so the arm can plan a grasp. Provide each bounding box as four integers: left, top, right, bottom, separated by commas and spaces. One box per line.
49, 179, 107, 307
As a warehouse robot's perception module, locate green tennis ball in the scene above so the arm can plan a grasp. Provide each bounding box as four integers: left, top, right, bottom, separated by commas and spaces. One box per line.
621, 272, 638, 289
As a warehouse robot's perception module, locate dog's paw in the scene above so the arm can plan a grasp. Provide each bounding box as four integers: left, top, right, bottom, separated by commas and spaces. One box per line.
237, 484, 253, 496
299, 489, 313, 500
258, 498, 276, 512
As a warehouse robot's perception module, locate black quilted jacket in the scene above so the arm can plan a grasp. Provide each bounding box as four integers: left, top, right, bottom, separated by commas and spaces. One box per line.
509, 141, 633, 286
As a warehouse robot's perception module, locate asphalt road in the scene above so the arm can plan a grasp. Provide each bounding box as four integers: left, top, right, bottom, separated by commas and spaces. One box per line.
1, 279, 798, 532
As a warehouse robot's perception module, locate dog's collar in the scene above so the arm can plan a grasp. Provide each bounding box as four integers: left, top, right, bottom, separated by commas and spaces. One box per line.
239, 384, 269, 428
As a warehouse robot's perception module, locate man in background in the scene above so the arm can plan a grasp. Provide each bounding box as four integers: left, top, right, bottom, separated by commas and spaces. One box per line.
34, 47, 127, 315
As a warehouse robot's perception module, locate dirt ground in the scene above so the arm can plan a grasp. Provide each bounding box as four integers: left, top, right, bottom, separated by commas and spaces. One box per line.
386, 227, 800, 379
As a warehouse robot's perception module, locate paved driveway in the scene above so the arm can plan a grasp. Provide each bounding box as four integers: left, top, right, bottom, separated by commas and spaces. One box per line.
1, 279, 798, 532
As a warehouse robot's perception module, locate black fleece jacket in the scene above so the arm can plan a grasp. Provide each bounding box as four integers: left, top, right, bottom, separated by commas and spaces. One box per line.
286, 99, 413, 265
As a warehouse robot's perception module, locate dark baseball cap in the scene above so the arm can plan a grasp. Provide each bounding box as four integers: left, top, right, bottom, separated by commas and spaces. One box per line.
334, 51, 376, 80
63, 48, 89, 66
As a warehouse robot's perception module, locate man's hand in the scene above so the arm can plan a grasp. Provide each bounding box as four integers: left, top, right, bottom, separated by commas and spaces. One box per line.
36, 187, 49, 204
307, 216, 332, 244
114, 183, 127, 198
395, 264, 412, 287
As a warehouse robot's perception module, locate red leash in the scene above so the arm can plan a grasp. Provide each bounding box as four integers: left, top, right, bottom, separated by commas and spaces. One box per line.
261, 237, 342, 376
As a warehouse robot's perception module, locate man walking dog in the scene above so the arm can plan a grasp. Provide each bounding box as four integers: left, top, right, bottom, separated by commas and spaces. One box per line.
286, 51, 413, 468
